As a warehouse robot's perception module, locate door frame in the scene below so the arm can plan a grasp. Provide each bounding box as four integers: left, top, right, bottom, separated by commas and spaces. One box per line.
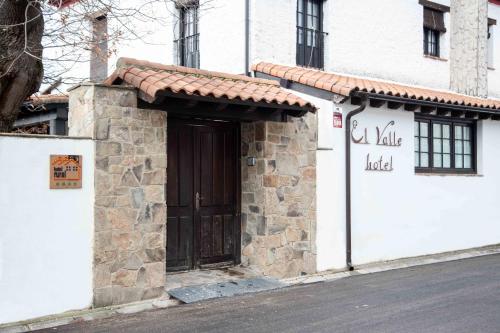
166, 116, 242, 271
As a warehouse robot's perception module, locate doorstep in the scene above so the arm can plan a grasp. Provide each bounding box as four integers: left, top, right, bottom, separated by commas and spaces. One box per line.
2, 244, 499, 333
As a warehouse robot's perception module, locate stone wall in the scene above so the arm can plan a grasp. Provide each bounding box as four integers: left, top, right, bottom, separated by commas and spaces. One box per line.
241, 113, 317, 278
450, 0, 488, 97
69, 84, 167, 307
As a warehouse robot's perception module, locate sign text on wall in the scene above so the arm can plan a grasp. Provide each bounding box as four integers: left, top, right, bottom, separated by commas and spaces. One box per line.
351, 120, 402, 172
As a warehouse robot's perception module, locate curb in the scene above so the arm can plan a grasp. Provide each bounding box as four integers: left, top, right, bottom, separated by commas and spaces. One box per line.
283, 244, 500, 286
0, 298, 181, 333
2, 244, 499, 332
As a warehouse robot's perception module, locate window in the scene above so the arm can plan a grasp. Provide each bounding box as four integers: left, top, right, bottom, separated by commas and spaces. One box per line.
415, 115, 475, 173
297, 0, 324, 69
175, 4, 199, 68
488, 18, 496, 68
424, 27, 440, 57
422, 6, 446, 57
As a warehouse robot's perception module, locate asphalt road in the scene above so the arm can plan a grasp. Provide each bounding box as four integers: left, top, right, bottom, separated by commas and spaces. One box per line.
40, 254, 500, 333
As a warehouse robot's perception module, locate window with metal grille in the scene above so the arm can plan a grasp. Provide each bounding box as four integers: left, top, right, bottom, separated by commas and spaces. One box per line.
415, 115, 475, 173
175, 5, 200, 68
296, 0, 325, 69
423, 27, 440, 57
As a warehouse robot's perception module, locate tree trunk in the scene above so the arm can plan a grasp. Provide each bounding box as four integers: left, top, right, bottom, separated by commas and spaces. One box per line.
0, 0, 44, 132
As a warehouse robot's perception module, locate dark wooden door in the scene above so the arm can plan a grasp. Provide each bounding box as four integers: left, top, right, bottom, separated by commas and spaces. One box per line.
167, 119, 240, 271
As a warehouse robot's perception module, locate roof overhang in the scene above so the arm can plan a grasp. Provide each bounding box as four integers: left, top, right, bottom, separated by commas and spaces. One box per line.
107, 58, 315, 122
254, 63, 500, 121
350, 92, 500, 120
136, 89, 308, 122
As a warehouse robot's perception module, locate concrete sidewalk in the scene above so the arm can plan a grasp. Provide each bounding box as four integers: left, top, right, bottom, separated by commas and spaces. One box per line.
1, 244, 499, 333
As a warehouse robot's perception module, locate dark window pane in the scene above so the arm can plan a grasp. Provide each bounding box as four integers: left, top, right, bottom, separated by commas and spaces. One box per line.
297, 0, 324, 68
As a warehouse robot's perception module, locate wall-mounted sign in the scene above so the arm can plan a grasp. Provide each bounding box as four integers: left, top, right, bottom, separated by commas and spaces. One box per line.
333, 112, 343, 128
50, 155, 82, 189
351, 120, 402, 172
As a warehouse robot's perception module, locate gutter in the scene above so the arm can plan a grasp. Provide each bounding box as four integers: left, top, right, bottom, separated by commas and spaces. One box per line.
245, 0, 250, 76
345, 95, 368, 271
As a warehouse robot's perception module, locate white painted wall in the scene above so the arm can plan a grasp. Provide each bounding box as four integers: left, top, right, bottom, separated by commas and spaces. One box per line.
0, 135, 94, 325
48, 0, 500, 99
326, 0, 450, 90
316, 102, 500, 271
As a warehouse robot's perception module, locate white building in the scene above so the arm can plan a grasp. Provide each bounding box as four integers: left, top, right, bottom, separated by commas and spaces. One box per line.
54, 0, 500, 271
153, 0, 500, 271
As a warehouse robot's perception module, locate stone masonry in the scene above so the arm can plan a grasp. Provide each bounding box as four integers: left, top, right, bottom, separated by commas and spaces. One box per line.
241, 113, 317, 278
69, 84, 167, 307
450, 0, 489, 97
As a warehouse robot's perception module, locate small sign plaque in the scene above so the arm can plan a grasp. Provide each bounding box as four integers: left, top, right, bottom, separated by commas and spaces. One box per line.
333, 112, 343, 128
50, 155, 82, 189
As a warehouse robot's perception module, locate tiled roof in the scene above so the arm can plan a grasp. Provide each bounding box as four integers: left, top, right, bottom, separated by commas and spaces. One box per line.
253, 62, 500, 110
27, 94, 69, 106
105, 58, 315, 111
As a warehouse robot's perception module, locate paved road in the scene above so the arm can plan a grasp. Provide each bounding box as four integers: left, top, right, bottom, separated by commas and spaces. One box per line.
40, 254, 500, 333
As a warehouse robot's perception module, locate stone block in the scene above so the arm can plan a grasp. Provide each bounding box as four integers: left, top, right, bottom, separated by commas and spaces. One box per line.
285, 227, 301, 242
263, 175, 278, 188
112, 269, 138, 287
145, 185, 164, 203
152, 203, 167, 224
144, 262, 165, 288
94, 263, 112, 289
144, 233, 162, 248
110, 126, 131, 142
255, 122, 266, 141
276, 153, 299, 176
142, 170, 165, 185
112, 287, 144, 305
96, 142, 122, 157
94, 287, 113, 308
95, 118, 110, 140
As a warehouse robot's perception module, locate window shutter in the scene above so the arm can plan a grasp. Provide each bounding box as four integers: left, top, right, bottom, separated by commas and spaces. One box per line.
175, 0, 198, 9
423, 7, 446, 33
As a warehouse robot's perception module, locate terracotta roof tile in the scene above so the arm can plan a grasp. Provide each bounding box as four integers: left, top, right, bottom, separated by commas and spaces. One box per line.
105, 58, 315, 112
26, 94, 69, 106
253, 62, 500, 110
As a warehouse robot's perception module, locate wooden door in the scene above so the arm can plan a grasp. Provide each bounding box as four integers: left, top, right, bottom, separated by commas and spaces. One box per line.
167, 119, 240, 271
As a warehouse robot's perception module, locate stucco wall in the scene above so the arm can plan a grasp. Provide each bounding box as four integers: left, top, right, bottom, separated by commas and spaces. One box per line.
0, 135, 94, 325
48, 0, 500, 99
318, 103, 500, 270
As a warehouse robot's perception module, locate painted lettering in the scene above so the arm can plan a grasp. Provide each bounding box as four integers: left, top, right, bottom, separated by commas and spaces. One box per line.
365, 154, 393, 172
376, 121, 402, 147
351, 120, 369, 144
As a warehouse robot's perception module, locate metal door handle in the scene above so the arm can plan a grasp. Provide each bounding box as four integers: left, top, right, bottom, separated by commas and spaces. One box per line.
195, 192, 200, 211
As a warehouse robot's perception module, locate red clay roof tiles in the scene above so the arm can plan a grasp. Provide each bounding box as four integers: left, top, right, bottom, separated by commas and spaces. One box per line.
253, 62, 500, 110
105, 58, 315, 111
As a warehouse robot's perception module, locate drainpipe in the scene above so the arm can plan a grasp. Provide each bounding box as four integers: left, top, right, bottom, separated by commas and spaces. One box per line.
245, 0, 250, 76
345, 94, 368, 271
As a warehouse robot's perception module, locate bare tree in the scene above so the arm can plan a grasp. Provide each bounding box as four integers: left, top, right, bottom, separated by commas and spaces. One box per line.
0, 0, 213, 132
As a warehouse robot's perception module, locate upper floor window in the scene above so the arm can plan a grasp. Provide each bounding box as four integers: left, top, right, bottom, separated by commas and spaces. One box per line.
488, 18, 496, 68
296, 0, 324, 69
175, 3, 200, 68
422, 6, 446, 57
415, 115, 475, 173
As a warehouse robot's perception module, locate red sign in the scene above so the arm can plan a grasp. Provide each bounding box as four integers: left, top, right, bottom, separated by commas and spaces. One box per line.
333, 112, 343, 128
